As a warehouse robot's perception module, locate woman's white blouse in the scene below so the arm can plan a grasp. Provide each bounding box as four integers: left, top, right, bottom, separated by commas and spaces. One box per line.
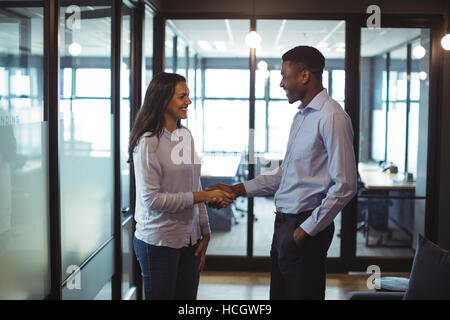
133, 127, 210, 248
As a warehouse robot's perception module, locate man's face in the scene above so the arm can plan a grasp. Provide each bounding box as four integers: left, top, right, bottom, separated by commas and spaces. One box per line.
280, 61, 307, 104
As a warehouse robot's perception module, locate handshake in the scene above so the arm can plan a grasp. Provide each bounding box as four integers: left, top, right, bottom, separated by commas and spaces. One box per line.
202, 183, 246, 209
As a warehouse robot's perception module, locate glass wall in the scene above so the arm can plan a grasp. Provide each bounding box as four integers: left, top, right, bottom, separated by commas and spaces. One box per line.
59, 4, 114, 281
120, 4, 132, 298
254, 19, 346, 257
166, 19, 347, 258
121, 6, 131, 213
167, 19, 250, 256
358, 28, 430, 257
143, 8, 154, 92
0, 6, 50, 299
165, 26, 174, 72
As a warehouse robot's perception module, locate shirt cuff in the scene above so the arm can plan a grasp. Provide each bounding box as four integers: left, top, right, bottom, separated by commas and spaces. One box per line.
201, 223, 211, 236
242, 180, 258, 197
300, 216, 320, 237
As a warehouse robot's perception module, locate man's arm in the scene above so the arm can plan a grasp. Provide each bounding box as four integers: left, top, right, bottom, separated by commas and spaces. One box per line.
206, 166, 283, 208
208, 166, 282, 196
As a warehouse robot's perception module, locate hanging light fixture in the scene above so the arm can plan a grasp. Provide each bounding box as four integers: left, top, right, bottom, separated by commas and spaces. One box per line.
245, 0, 261, 49
245, 31, 262, 49
442, 34, 450, 51
413, 45, 426, 59
68, 42, 82, 56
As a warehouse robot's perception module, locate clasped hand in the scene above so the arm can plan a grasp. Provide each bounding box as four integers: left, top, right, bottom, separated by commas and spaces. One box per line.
204, 184, 236, 209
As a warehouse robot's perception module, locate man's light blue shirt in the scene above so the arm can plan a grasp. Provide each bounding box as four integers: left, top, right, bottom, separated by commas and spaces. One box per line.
243, 89, 357, 236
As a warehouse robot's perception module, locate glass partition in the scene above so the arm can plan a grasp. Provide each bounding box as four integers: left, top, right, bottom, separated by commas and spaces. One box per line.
0, 6, 50, 299
121, 6, 131, 212
143, 8, 154, 93
254, 19, 346, 257
167, 19, 250, 256
121, 5, 133, 298
165, 26, 174, 72
59, 4, 114, 281
357, 27, 430, 257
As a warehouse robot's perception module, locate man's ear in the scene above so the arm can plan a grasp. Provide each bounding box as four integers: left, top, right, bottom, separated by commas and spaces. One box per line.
302, 69, 312, 84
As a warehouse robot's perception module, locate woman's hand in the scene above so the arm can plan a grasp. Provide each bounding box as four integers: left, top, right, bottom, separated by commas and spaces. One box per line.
204, 189, 235, 208
195, 233, 211, 272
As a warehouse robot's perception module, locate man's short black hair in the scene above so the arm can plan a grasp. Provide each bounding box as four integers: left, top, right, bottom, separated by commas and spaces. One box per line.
282, 46, 325, 78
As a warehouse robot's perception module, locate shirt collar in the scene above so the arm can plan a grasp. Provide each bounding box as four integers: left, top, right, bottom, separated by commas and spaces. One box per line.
163, 126, 183, 140
298, 88, 329, 111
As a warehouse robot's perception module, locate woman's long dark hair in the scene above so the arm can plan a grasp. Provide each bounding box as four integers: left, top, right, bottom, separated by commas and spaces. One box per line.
128, 72, 186, 163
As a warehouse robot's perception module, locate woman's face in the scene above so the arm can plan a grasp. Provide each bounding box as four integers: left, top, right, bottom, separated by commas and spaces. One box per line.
165, 81, 192, 121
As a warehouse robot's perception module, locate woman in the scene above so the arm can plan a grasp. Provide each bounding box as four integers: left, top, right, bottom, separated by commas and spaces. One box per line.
128, 72, 234, 300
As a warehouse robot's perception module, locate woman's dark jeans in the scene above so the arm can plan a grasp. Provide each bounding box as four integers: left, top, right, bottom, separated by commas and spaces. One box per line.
133, 236, 201, 300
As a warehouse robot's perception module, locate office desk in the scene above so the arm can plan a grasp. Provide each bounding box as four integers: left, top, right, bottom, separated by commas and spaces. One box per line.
358, 162, 415, 248
358, 162, 415, 191
200, 155, 241, 232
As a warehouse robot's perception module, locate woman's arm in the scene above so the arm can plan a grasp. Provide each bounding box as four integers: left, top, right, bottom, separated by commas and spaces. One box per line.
139, 138, 194, 213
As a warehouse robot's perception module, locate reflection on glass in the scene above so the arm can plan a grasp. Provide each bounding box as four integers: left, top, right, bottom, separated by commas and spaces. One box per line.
0, 7, 50, 299
358, 27, 430, 257
59, 5, 113, 281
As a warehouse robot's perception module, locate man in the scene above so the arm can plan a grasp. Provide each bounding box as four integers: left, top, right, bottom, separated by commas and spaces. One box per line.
207, 46, 357, 300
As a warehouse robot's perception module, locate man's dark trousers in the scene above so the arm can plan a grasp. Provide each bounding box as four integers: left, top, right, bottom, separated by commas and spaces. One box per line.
270, 211, 335, 300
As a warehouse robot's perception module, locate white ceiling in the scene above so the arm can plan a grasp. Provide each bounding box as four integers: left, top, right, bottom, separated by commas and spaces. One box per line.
0, 8, 427, 61
169, 19, 425, 59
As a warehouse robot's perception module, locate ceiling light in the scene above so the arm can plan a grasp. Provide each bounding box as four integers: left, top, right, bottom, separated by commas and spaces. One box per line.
257, 60, 268, 71
245, 31, 261, 49
413, 45, 426, 59
419, 71, 427, 80
441, 34, 450, 50
68, 42, 82, 56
